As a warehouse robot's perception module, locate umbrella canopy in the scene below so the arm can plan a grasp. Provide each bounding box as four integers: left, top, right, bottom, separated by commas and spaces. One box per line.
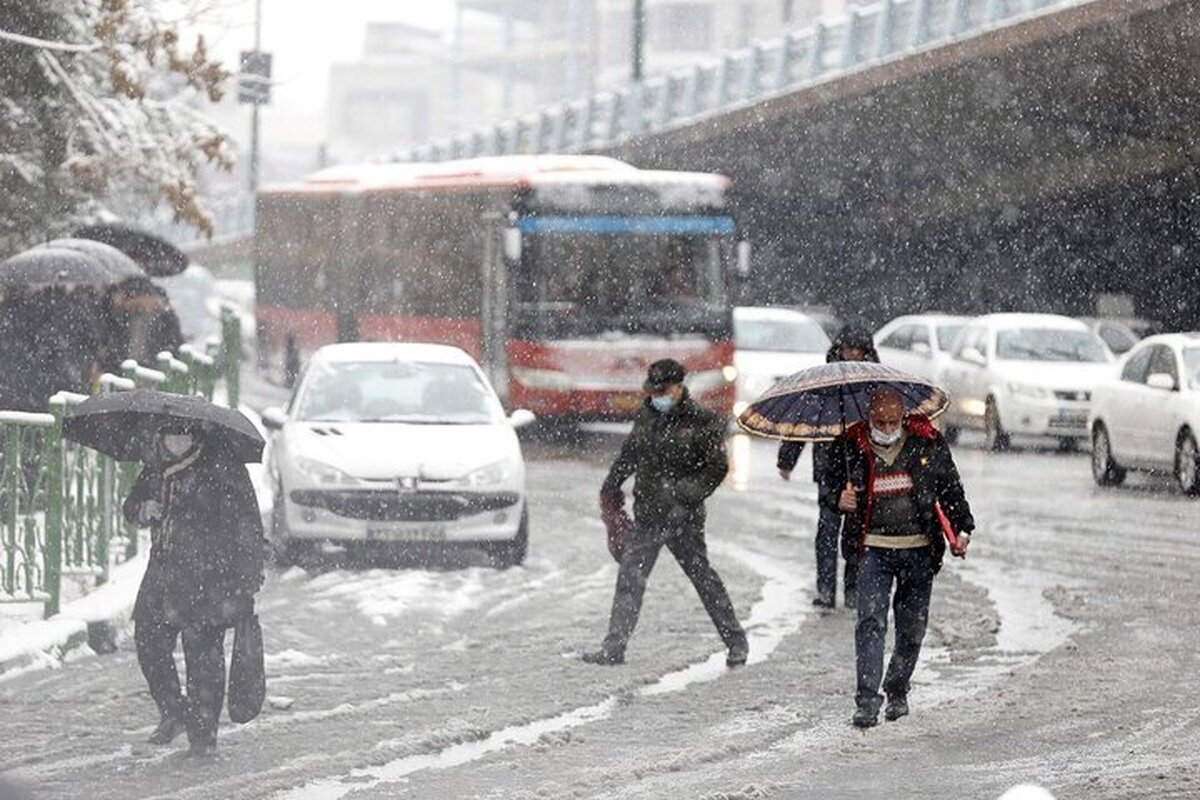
736, 361, 950, 442
0, 248, 114, 287
63, 390, 264, 463
39, 238, 144, 282
75, 224, 188, 277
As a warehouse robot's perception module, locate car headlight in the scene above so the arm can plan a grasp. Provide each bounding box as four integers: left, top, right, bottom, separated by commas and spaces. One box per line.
451, 460, 514, 488
1007, 381, 1051, 399
511, 367, 573, 391
687, 369, 729, 394
294, 455, 362, 487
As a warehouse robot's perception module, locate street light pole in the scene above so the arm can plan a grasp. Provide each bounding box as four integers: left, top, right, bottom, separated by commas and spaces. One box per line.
248, 0, 262, 193
632, 0, 645, 82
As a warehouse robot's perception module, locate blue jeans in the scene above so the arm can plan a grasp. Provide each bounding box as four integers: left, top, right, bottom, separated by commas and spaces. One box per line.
854, 546, 935, 712
815, 505, 857, 605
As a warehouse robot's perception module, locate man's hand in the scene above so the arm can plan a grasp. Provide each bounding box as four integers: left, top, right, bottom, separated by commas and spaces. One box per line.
837, 482, 858, 513
137, 499, 164, 525
778, 469, 792, 481
951, 531, 971, 557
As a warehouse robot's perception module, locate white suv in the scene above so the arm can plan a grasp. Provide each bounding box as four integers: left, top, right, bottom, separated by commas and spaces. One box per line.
939, 313, 1115, 450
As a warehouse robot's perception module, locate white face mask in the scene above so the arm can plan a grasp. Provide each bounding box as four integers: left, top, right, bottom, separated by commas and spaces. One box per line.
869, 426, 902, 447
161, 433, 195, 458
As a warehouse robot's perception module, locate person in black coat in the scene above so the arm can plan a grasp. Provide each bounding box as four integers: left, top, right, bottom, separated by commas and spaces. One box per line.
124, 425, 265, 756
100, 277, 184, 373
583, 359, 748, 667
776, 324, 880, 608
822, 389, 974, 727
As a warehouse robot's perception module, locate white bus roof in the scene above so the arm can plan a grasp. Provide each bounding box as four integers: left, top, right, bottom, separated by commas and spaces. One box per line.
261, 154, 730, 195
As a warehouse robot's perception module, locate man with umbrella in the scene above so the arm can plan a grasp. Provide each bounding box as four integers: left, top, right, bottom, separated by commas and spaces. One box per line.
824, 388, 974, 728
583, 359, 749, 667
776, 324, 880, 609
64, 391, 266, 756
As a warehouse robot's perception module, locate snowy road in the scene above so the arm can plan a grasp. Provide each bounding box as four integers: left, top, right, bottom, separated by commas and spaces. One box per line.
3, 430, 1199, 799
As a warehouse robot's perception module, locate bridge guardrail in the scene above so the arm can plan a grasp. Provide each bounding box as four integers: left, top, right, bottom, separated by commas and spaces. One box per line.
0, 306, 244, 618
396, 0, 1082, 162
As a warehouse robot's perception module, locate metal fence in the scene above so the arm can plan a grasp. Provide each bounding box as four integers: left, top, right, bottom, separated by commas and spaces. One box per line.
0, 307, 242, 618
394, 0, 1082, 162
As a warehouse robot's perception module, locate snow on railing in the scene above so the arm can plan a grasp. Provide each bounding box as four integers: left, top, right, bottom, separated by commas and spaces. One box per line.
394, 0, 1085, 162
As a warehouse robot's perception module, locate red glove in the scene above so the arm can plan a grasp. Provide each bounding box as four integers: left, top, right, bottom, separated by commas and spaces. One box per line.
599, 490, 632, 563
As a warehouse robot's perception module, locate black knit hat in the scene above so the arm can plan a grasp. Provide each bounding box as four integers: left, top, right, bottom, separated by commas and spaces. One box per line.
643, 358, 687, 391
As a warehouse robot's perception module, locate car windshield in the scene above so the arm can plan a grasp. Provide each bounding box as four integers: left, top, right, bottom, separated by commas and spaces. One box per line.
936, 323, 964, 351
734, 316, 830, 353
295, 360, 500, 424
995, 328, 1109, 363
1184, 347, 1200, 390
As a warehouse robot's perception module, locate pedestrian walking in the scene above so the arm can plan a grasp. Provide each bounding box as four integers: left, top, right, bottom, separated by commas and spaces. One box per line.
823, 388, 974, 728
583, 359, 749, 667
777, 324, 880, 609
124, 424, 265, 756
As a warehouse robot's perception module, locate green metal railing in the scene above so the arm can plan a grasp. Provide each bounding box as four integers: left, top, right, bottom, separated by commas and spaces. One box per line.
0, 310, 243, 618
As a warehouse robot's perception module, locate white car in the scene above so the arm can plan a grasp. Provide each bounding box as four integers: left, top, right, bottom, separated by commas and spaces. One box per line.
874, 314, 970, 384
261, 342, 536, 566
939, 313, 1115, 450
732, 306, 831, 416
1088, 333, 1200, 494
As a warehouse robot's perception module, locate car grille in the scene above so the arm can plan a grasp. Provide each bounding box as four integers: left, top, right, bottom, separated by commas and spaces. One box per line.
290, 490, 521, 521
1053, 390, 1091, 402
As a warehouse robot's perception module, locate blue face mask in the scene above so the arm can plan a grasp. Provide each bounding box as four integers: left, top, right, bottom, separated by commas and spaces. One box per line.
650, 395, 676, 413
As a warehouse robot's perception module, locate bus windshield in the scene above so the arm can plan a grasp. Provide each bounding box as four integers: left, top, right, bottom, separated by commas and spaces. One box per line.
516, 228, 729, 337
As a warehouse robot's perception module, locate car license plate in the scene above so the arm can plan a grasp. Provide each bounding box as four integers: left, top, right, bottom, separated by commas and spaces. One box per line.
611, 394, 642, 412
366, 525, 447, 542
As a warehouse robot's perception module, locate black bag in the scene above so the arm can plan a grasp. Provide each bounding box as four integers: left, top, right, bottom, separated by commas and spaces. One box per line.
227, 613, 265, 724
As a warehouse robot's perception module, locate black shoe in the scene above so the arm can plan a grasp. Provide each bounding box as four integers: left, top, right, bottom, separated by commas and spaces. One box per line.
581, 648, 624, 665
812, 597, 835, 609
147, 714, 186, 745
885, 695, 909, 721
726, 640, 749, 667
852, 707, 879, 728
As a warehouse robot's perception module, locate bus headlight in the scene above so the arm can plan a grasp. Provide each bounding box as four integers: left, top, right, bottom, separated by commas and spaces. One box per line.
511, 367, 573, 391
722, 365, 739, 382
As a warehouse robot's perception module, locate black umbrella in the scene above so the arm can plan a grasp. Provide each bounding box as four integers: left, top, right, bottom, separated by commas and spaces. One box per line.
63, 390, 264, 463
736, 361, 950, 441
39, 238, 144, 282
75, 224, 188, 277
0, 248, 113, 287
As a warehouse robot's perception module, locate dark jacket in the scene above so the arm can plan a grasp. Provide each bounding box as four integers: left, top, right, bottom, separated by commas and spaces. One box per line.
602, 389, 728, 529
125, 444, 265, 628
777, 324, 881, 483
819, 415, 974, 571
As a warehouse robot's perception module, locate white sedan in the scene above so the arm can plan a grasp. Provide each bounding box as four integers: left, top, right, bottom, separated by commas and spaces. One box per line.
938, 313, 1115, 450
1088, 333, 1200, 495
874, 313, 970, 384
732, 306, 830, 416
262, 342, 536, 566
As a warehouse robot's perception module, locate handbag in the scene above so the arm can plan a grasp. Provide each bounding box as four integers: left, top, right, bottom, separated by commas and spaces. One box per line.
227, 613, 266, 724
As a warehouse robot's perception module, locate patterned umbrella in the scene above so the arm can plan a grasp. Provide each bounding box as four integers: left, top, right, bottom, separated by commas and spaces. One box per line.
736, 361, 949, 442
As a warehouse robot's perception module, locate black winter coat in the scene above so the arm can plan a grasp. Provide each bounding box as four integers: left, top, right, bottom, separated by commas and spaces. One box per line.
601, 390, 728, 529
125, 445, 265, 628
819, 416, 974, 571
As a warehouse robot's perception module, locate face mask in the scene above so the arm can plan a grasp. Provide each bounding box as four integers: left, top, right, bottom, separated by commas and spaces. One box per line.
160, 433, 195, 459
650, 395, 676, 413
869, 426, 902, 447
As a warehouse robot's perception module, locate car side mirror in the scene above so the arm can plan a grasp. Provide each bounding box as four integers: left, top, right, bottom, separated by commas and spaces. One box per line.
911, 341, 932, 357
1146, 373, 1177, 391
960, 347, 986, 366
261, 406, 287, 431
508, 408, 537, 429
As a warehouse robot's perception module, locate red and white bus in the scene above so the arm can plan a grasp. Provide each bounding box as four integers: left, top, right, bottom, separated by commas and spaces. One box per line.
255, 155, 741, 419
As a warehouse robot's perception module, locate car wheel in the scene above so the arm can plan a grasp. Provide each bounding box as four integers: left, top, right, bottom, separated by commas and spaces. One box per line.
488, 508, 529, 568
1091, 424, 1126, 487
983, 398, 1010, 452
1175, 430, 1200, 496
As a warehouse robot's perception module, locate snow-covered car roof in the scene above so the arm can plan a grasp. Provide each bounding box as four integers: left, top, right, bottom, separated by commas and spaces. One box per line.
734, 306, 823, 323
309, 342, 480, 367
973, 313, 1090, 330
1131, 332, 1200, 349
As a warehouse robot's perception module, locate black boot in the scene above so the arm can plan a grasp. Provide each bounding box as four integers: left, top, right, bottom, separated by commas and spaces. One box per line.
852, 705, 879, 729
147, 713, 186, 745
581, 648, 624, 665
725, 639, 749, 667
885, 694, 909, 721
